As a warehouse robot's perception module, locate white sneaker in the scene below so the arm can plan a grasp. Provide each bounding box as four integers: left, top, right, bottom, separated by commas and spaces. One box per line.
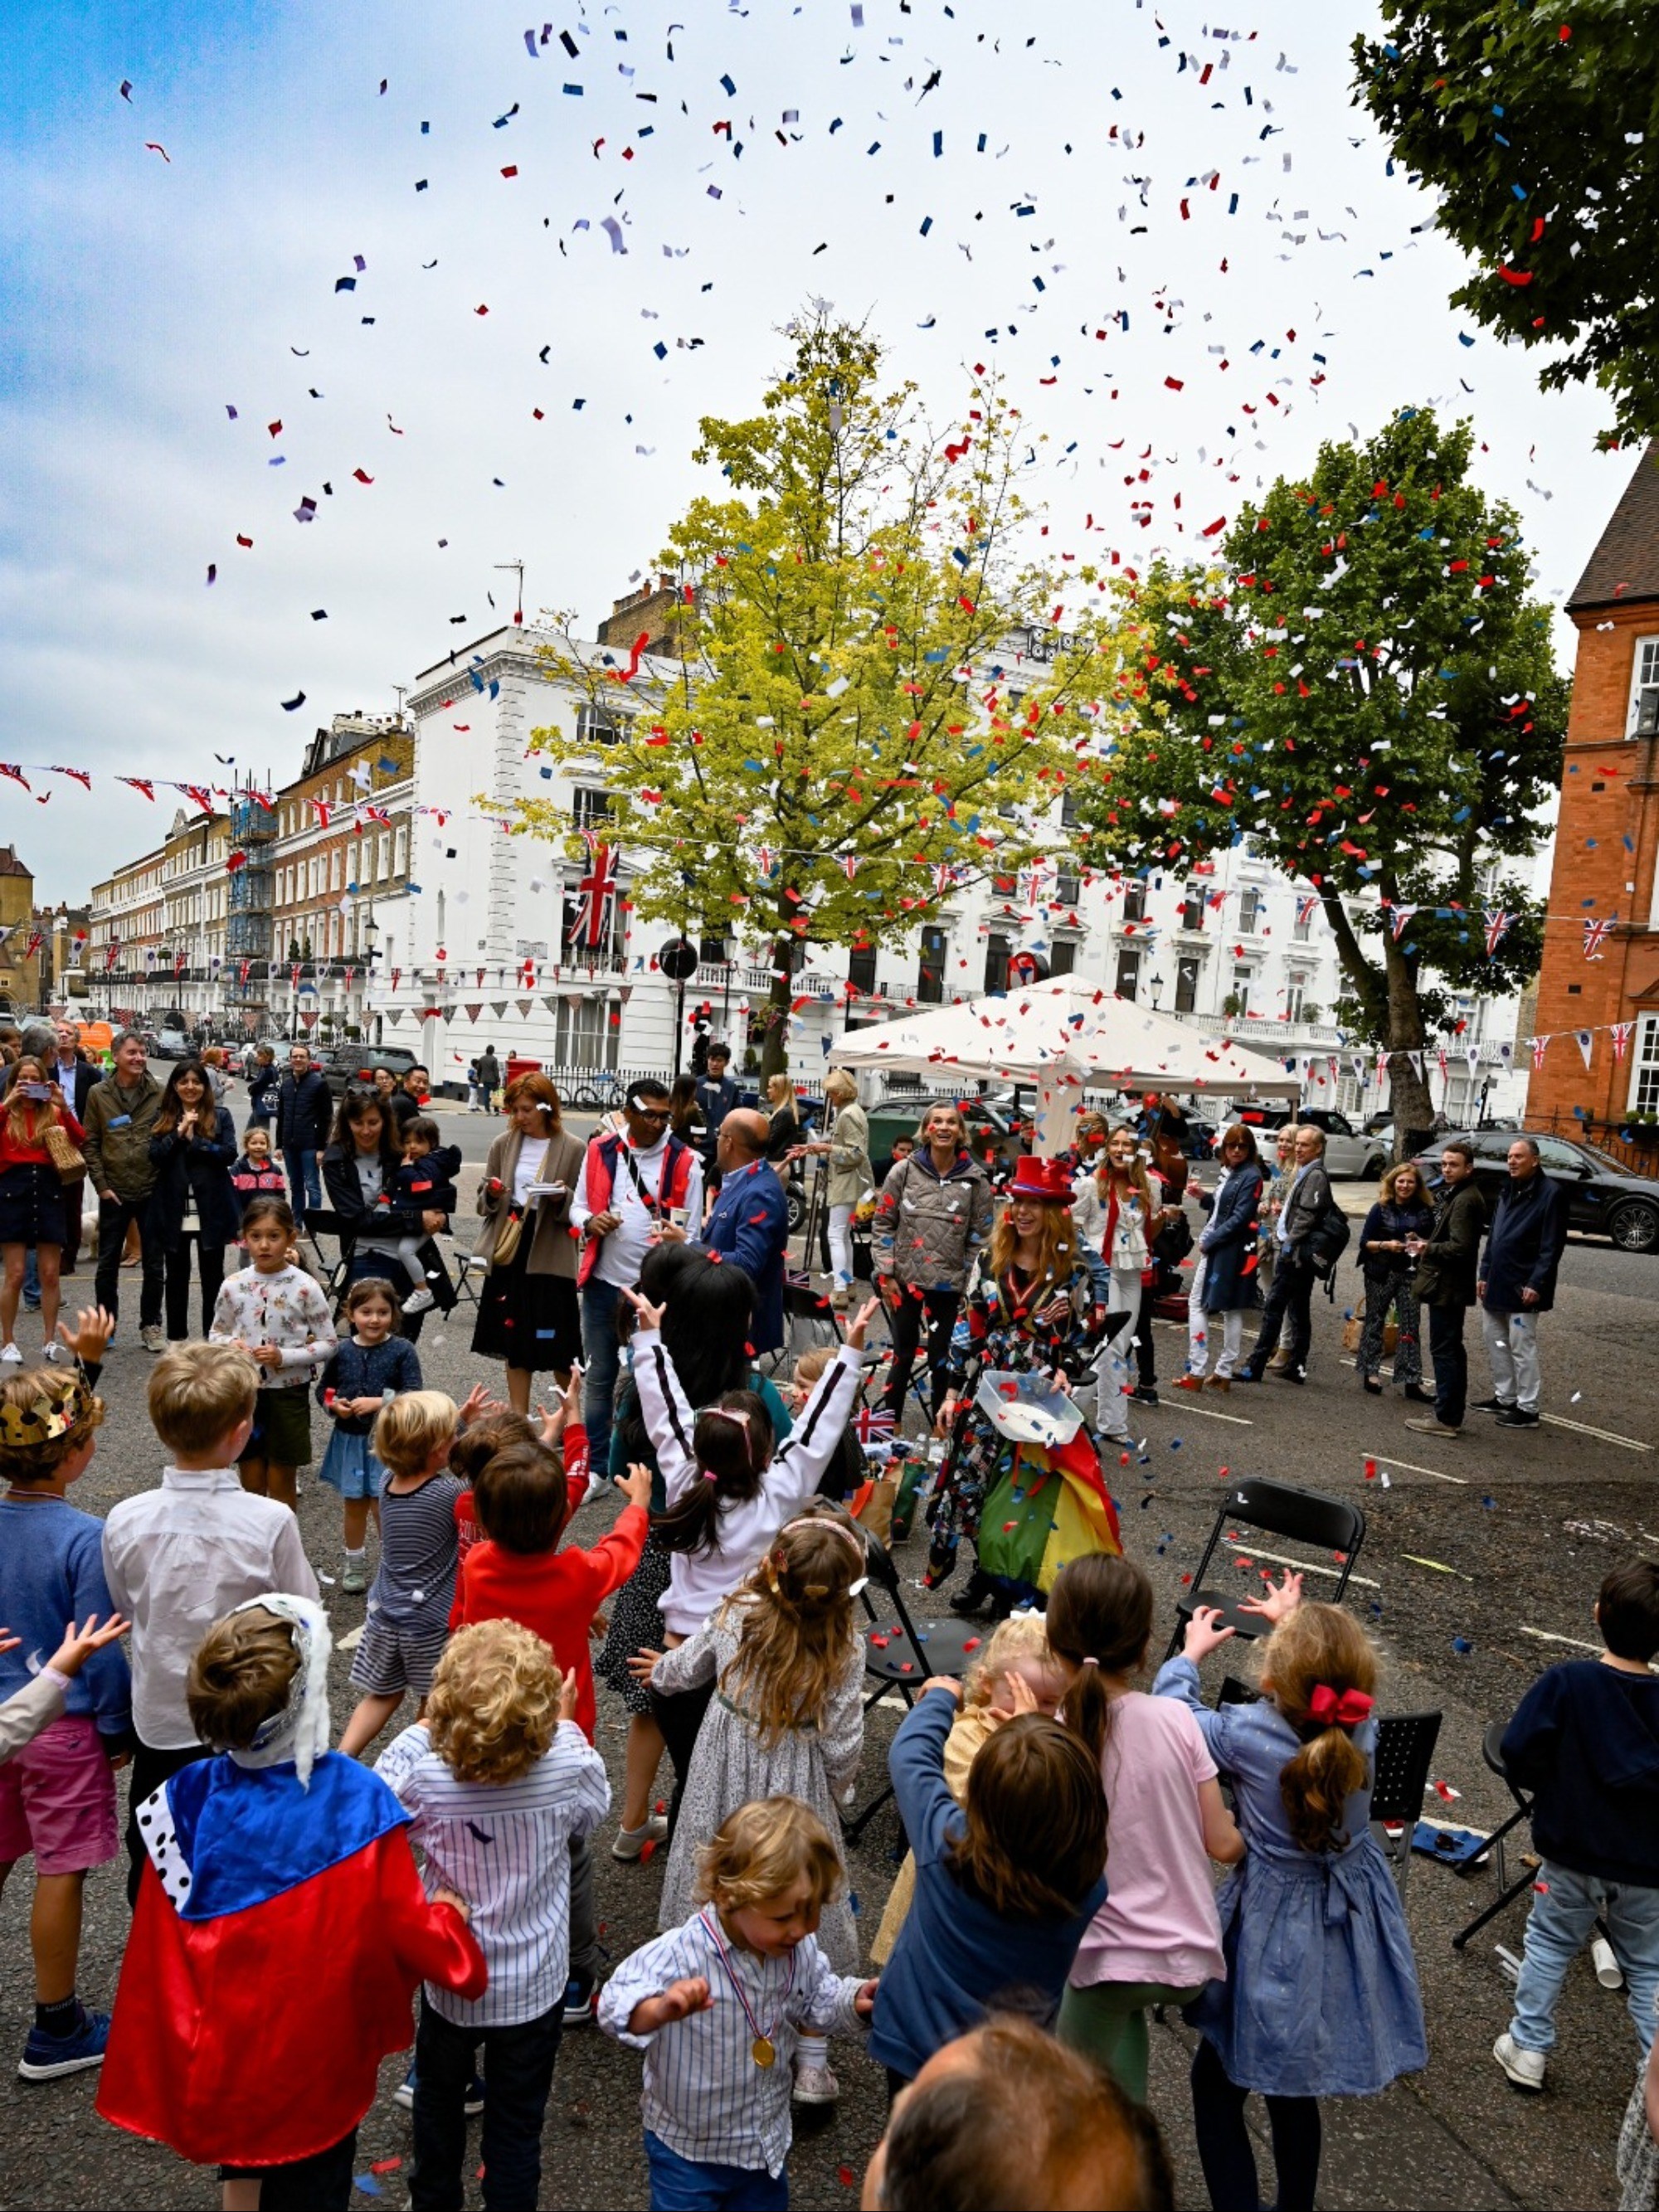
0, 1343, 22, 1365
791, 2062, 840, 2106
1492, 2033, 1545, 2092
139, 1325, 165, 1354
401, 1286, 435, 1315
41, 1343, 68, 1364
611, 1814, 669, 1861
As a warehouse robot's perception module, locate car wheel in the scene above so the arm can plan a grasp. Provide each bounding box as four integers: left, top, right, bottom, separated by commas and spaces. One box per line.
786, 1187, 805, 1236
1363, 1152, 1385, 1179
1608, 1202, 1659, 1255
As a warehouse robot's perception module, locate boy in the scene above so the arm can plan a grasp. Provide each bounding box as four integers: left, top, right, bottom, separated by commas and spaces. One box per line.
1494, 1560, 1659, 2091
0, 1364, 131, 2078
382, 1117, 464, 1316
377, 1621, 610, 2210
101, 1342, 318, 1904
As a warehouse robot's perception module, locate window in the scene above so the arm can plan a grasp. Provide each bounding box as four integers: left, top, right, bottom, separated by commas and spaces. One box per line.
576, 703, 626, 748
572, 786, 614, 833
1630, 637, 1659, 738
1292, 903, 1312, 941
1049, 938, 1077, 977
1053, 873, 1081, 907
555, 994, 621, 1069
1175, 954, 1200, 1013
393, 828, 407, 876
984, 931, 1011, 994
1115, 947, 1141, 1001
377, 832, 391, 882
1633, 1016, 1659, 1116
849, 943, 878, 994
697, 936, 727, 967
1231, 964, 1253, 1010
1121, 882, 1146, 924
328, 850, 341, 893
1180, 884, 1205, 931
1535, 1136, 1589, 1174
1285, 970, 1308, 1020
1059, 789, 1081, 829
1238, 887, 1265, 934
917, 926, 948, 1004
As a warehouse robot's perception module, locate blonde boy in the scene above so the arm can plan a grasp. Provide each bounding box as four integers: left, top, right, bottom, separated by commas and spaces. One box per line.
102, 1343, 318, 1903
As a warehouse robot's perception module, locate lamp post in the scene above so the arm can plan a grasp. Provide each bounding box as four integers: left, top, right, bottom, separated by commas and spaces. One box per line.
1150, 970, 1165, 1012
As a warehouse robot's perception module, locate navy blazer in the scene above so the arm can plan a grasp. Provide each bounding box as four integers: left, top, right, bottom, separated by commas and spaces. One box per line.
1481, 1169, 1569, 1315
275, 1068, 333, 1155
697, 1158, 791, 1355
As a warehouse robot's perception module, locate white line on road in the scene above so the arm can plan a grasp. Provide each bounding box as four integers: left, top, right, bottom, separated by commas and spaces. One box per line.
1540, 1413, 1652, 1452
1519, 1626, 1604, 1655
1157, 1403, 1254, 1427
1365, 1452, 1469, 1485
1222, 1539, 1380, 1589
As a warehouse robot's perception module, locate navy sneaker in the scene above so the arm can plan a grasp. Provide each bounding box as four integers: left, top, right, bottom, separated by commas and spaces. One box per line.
466, 2075, 486, 2116
562, 1974, 598, 2028
17, 2007, 109, 2082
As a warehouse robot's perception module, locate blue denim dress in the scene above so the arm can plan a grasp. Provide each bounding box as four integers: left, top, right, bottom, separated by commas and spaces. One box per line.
1153, 1655, 1428, 2097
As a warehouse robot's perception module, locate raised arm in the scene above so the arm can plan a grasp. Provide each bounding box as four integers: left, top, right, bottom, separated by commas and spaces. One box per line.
629, 1326, 699, 1505
764, 1344, 861, 1514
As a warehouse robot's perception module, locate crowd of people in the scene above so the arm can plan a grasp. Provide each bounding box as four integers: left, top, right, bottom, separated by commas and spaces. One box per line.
0, 1017, 1652, 2212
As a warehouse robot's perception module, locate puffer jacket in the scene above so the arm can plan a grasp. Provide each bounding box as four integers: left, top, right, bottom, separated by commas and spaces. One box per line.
870, 1148, 993, 1294
81, 1072, 163, 1201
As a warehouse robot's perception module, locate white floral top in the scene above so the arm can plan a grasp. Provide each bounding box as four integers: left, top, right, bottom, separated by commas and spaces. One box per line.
209, 1264, 338, 1390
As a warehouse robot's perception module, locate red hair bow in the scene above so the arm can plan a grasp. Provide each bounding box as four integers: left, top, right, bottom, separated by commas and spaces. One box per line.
1307, 1684, 1374, 1727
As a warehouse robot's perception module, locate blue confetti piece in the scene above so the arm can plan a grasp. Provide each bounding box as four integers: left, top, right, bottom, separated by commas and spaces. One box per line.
1169, 1439, 1182, 1451
1451, 1636, 1473, 1655
353, 2180, 382, 2200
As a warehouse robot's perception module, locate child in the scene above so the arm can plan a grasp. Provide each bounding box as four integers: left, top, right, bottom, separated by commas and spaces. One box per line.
0, 1362, 130, 2081
0, 1612, 130, 1763
383, 1117, 463, 1315
869, 1682, 1107, 2093
598, 1796, 876, 2210
1492, 1558, 1659, 2092
633, 1512, 868, 2106
377, 1620, 611, 2209
869, 1608, 1067, 1968
103, 1342, 319, 1904
316, 1277, 424, 1594
338, 1389, 477, 1759
1156, 1574, 1427, 2212
1048, 1553, 1243, 2104
785, 1347, 864, 1503
450, 1368, 589, 1569
208, 1197, 337, 1511
228, 1125, 286, 1212
450, 1441, 650, 2023
99, 1597, 484, 2209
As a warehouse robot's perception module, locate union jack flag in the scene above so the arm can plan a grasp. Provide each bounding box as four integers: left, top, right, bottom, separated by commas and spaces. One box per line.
1612, 1021, 1635, 1063
1294, 893, 1320, 930
1530, 1033, 1550, 1071
932, 861, 957, 896
574, 839, 619, 950
105, 940, 120, 972
1584, 915, 1615, 958
1483, 909, 1513, 956
173, 951, 187, 979
1389, 904, 1418, 942
757, 845, 776, 879
852, 1405, 897, 1444
842, 854, 859, 882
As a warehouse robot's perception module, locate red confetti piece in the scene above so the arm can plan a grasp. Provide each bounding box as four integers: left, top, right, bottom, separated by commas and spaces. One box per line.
838, 2167, 856, 2189
370, 2161, 403, 2176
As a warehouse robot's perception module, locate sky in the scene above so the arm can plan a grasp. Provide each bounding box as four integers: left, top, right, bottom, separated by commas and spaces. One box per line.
0, 0, 1628, 904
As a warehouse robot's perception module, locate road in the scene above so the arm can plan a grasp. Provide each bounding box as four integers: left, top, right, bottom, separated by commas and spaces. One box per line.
2, 1094, 1654, 2206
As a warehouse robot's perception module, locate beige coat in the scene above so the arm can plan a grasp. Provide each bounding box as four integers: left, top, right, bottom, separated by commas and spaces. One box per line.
825, 1100, 873, 1208
474, 1125, 586, 1278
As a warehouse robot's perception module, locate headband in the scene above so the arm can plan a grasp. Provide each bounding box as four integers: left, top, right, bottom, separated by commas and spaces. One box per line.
771, 1515, 870, 1598
226, 1592, 333, 1790
1307, 1683, 1374, 1728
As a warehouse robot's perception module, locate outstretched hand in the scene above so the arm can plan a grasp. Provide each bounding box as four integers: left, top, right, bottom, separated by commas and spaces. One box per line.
628, 1976, 713, 2036
1238, 1569, 1303, 1626
56, 1305, 116, 1365
46, 1613, 131, 1679
1182, 1605, 1237, 1663
456, 1382, 495, 1430
623, 1286, 667, 1332
842, 1295, 882, 1351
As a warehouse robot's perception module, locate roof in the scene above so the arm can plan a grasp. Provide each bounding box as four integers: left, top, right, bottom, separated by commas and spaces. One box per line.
0, 847, 31, 879
1566, 443, 1659, 613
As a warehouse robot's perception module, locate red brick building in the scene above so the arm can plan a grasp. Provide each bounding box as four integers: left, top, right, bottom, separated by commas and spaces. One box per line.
1529, 447, 1659, 1140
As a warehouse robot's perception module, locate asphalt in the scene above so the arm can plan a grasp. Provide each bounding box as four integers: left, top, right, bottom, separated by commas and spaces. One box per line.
2, 1098, 1655, 2209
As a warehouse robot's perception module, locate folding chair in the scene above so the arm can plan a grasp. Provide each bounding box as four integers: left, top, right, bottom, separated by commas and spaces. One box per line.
444, 1243, 489, 1315
840, 1531, 981, 1843
1370, 1710, 1443, 1902
299, 1208, 355, 1307
1452, 1719, 1538, 1950
1165, 1476, 1367, 1660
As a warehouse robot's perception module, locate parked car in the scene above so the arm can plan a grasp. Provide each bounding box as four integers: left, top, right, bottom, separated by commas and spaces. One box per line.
320, 1045, 421, 1100
1230, 1104, 1387, 1181
864, 1091, 1029, 1179
1412, 1128, 1659, 1256
153, 1029, 192, 1061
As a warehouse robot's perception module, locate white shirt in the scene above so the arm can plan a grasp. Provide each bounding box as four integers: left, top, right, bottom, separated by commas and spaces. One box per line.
376, 1720, 610, 2027
572, 1134, 705, 1292
512, 1140, 550, 1210
101, 1467, 320, 1749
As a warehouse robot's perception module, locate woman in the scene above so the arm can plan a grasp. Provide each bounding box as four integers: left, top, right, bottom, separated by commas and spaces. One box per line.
666, 1073, 707, 1155
595, 1243, 795, 1857
321, 1091, 452, 1337
198, 1046, 231, 1106
1175, 1125, 1264, 1394
0, 1057, 85, 1363
929, 1154, 1117, 1612
245, 1044, 280, 1137
1078, 1125, 1173, 1434
372, 1066, 398, 1114
471, 1071, 585, 1412
1138, 1093, 1192, 1200
1355, 1159, 1436, 1398
797, 1069, 873, 1311
764, 1072, 801, 1174
871, 1102, 994, 1422
147, 1058, 240, 1344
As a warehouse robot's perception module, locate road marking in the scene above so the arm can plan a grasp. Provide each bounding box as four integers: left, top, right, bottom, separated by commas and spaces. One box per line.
1366, 1452, 1469, 1486
1540, 1413, 1652, 1452
1519, 1626, 1603, 1655
1222, 1539, 1379, 1589
1158, 1402, 1253, 1427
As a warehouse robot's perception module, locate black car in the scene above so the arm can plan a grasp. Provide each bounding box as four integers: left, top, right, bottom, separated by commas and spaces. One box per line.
1412, 1129, 1659, 1256
320, 1045, 421, 1099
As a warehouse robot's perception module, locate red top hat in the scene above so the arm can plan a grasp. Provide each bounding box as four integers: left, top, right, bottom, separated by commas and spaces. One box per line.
1008, 1155, 1075, 1205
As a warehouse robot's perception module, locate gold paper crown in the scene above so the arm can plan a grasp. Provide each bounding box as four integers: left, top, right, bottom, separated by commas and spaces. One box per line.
0, 1374, 98, 1452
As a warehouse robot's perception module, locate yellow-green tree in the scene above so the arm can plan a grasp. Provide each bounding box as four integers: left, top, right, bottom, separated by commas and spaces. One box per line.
510, 312, 1148, 1075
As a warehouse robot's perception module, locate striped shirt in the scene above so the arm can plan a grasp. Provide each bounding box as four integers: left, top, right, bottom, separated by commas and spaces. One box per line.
375, 1720, 610, 2027
368, 1472, 465, 1631
598, 1911, 865, 2176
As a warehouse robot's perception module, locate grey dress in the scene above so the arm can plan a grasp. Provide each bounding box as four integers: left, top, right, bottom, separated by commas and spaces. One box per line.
652, 1601, 865, 1970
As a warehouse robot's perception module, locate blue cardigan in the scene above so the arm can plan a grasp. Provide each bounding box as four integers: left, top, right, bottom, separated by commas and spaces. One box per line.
868, 1689, 1106, 2083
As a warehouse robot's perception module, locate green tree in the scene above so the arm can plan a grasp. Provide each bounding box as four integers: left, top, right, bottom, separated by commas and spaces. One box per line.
1354, 2, 1659, 448
1067, 407, 1568, 1140
508, 312, 1142, 1076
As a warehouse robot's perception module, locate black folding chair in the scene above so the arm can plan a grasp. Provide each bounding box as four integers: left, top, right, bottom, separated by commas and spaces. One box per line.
1370, 1711, 1443, 1902
1166, 1476, 1367, 1660
1452, 1719, 1538, 1950
840, 1531, 981, 1843
299, 1207, 355, 1306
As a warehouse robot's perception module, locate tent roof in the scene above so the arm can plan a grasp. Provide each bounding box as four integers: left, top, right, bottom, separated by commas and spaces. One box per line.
828, 978, 1303, 1099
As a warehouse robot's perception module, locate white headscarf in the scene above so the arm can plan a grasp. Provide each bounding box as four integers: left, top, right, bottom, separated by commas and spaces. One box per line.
226, 1592, 333, 1790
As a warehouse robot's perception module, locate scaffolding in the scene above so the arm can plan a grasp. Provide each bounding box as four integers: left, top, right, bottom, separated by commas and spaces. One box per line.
226, 793, 276, 1002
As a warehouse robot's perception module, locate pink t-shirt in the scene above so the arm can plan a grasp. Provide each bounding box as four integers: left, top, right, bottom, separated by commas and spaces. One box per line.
1069, 1690, 1226, 1991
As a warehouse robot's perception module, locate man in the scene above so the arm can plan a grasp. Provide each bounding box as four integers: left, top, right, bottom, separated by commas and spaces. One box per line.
82, 1028, 166, 1349
694, 1043, 740, 1189
245, 1044, 281, 1136
693, 1107, 791, 1359
387, 1064, 429, 1138
572, 1078, 704, 1480
1473, 1135, 1569, 1430
1404, 1140, 1487, 1441
273, 1043, 332, 1227
1237, 1123, 1331, 1386
474, 1043, 500, 1113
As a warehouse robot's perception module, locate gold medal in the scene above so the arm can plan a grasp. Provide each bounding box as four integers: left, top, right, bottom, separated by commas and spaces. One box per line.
752, 2036, 776, 2069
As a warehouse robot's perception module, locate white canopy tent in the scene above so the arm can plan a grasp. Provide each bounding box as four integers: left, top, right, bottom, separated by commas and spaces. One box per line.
827, 978, 1302, 1157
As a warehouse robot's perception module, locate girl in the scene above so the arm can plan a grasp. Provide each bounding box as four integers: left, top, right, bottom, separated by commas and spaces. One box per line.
229, 1125, 287, 1211
207, 1197, 335, 1510
1048, 1553, 1243, 2104
869, 1680, 1107, 2093
632, 1512, 868, 2107
1156, 1574, 1428, 2212
148, 1059, 240, 1345
471, 1071, 585, 1413
598, 1797, 876, 2210
1084, 1124, 1170, 1428
1177, 1125, 1265, 1395
316, 1278, 423, 1594
0, 1056, 85, 1364
870, 1610, 1067, 1969
1355, 1159, 1436, 1399
795, 1068, 872, 1312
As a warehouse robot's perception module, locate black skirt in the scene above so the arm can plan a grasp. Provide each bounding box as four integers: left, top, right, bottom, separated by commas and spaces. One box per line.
0, 1163, 67, 1249
470, 1236, 581, 1371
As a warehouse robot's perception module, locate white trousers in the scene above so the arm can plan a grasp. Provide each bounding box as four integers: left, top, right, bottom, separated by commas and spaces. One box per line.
1096, 1266, 1144, 1439
1185, 1252, 1243, 1377
1481, 1305, 1541, 1415
827, 1202, 856, 1288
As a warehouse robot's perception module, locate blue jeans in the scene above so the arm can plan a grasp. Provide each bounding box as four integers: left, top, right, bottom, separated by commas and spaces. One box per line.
284, 1148, 321, 1225
411, 1993, 562, 2212
580, 1276, 623, 1482
1511, 1860, 1659, 2056
643, 2132, 788, 2212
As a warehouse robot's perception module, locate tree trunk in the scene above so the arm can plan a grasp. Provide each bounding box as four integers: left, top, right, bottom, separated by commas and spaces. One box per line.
757, 934, 795, 1082
1382, 940, 1434, 1159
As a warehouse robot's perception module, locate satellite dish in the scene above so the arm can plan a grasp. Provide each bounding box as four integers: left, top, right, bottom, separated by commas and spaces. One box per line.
658, 938, 699, 982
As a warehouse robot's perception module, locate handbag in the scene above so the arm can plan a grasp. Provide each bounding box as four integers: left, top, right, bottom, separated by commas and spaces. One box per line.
489, 1142, 551, 1270
1341, 1297, 1399, 1357
851, 1472, 899, 1544
42, 1121, 86, 1181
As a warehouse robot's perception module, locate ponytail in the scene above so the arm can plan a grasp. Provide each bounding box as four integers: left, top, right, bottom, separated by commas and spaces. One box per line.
650, 1389, 776, 1558
1259, 1602, 1379, 1856
1045, 1554, 1154, 1774
1278, 1728, 1370, 1857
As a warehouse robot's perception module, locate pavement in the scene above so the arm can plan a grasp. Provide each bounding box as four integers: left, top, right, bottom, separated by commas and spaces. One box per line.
2, 1097, 1655, 2207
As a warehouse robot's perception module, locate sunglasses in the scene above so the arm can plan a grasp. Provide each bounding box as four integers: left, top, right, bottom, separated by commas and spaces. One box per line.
633, 1106, 670, 1122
